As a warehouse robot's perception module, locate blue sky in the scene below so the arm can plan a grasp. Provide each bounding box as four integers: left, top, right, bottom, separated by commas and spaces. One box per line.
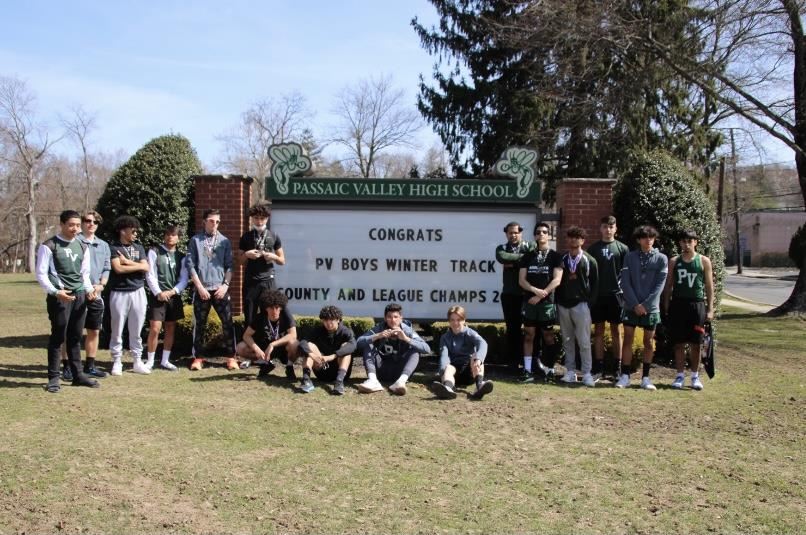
0, 1, 796, 169
0, 0, 442, 167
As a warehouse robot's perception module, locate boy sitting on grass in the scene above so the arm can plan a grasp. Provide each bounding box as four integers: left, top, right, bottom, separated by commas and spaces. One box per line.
295, 305, 356, 395
431, 306, 493, 400
236, 289, 298, 378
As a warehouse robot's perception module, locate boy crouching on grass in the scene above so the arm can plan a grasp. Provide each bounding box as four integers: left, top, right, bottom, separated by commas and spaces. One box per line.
236, 289, 298, 378
431, 306, 493, 400
295, 305, 357, 395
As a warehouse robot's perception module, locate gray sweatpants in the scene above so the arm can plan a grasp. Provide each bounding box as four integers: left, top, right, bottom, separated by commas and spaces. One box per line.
558, 302, 592, 375
110, 288, 147, 361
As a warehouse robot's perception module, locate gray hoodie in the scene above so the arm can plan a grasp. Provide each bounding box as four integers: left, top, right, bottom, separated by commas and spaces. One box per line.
357, 320, 431, 358
619, 248, 668, 314
186, 231, 233, 290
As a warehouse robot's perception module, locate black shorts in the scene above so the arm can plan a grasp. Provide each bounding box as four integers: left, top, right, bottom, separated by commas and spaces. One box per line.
450, 357, 475, 386
668, 299, 706, 345
591, 294, 623, 325
522, 300, 556, 329
84, 296, 105, 330
148, 294, 185, 322
312, 357, 353, 382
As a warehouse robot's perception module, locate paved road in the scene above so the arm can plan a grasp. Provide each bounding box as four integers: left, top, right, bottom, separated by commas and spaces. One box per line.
724, 273, 796, 306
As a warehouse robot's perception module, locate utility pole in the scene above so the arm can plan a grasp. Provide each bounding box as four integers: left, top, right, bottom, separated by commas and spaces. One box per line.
730, 129, 742, 274
716, 156, 725, 225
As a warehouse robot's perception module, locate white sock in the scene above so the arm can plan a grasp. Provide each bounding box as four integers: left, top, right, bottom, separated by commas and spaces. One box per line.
161, 350, 172, 365
676, 372, 685, 379
691, 371, 699, 379
146, 352, 155, 365
396, 374, 409, 385
367, 372, 377, 382
523, 356, 533, 372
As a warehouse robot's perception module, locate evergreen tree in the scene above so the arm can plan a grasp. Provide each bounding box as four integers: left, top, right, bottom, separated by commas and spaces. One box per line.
95, 134, 202, 248
412, 0, 722, 189
613, 150, 726, 302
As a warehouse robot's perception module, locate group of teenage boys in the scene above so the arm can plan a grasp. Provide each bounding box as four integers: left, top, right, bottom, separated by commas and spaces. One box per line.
497, 216, 714, 390
36, 205, 495, 400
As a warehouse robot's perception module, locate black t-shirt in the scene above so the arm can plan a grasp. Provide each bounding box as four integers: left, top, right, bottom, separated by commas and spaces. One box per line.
519, 248, 562, 303
248, 306, 295, 344
239, 229, 282, 284
308, 323, 357, 358
109, 241, 147, 292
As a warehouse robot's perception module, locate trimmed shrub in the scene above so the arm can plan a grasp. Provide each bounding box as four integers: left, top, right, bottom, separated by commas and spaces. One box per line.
95, 134, 202, 249
613, 150, 726, 306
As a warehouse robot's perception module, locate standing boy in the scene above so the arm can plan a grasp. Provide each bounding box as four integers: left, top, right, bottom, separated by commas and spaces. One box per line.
186, 209, 237, 371
556, 226, 599, 387
35, 210, 100, 392
615, 226, 669, 390
495, 221, 534, 374
587, 216, 629, 381
663, 230, 715, 390
518, 222, 563, 382
60, 210, 110, 380
431, 306, 493, 400
238, 203, 285, 324
108, 215, 151, 376
145, 224, 189, 371
356, 303, 430, 395
296, 305, 356, 395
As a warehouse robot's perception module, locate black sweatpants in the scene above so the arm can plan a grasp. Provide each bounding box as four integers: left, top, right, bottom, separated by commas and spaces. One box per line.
192, 290, 236, 357
501, 293, 523, 369
46, 293, 87, 379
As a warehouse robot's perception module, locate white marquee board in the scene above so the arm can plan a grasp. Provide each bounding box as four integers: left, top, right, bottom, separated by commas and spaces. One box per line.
271, 207, 537, 320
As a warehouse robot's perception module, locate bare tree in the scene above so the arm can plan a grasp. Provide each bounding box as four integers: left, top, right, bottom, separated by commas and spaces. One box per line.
330, 75, 422, 178
216, 92, 312, 200
0, 76, 59, 272
61, 105, 97, 211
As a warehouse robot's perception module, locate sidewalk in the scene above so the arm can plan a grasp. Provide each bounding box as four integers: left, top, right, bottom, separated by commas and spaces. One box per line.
725, 266, 799, 280
720, 296, 774, 313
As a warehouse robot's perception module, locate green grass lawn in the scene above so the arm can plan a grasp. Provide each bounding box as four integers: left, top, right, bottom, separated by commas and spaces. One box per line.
0, 273, 803, 534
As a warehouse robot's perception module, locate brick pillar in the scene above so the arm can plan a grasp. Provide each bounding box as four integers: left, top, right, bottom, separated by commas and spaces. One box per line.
555, 178, 616, 243
193, 175, 253, 315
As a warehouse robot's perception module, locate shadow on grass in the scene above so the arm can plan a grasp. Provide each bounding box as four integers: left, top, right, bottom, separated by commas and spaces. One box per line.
0, 363, 49, 389
0, 279, 39, 285
0, 334, 49, 349
720, 312, 766, 320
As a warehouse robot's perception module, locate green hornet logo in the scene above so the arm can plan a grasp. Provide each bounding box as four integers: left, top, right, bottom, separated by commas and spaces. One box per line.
493, 147, 538, 198
268, 142, 312, 194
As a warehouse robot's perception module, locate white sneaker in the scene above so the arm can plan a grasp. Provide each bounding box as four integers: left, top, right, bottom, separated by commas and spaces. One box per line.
388, 381, 407, 396
161, 361, 178, 371
672, 375, 685, 389
615, 374, 630, 389
132, 360, 151, 375
144, 360, 154, 372
560, 370, 577, 384
356, 378, 383, 393
640, 376, 656, 391
110, 359, 123, 376
582, 373, 595, 387
691, 376, 704, 391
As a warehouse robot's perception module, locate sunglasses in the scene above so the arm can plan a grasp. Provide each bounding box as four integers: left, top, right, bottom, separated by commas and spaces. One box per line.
82, 219, 98, 225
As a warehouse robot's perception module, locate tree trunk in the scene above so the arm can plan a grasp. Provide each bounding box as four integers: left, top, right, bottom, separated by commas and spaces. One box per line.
26, 167, 36, 273
768, 256, 806, 316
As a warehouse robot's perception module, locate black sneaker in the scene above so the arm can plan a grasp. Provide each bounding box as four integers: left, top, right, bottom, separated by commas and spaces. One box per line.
285, 366, 297, 381
71, 374, 100, 388
256, 360, 275, 379
84, 366, 107, 378
469, 380, 494, 400
430, 381, 457, 400
61, 365, 73, 382
331, 380, 345, 396
517, 371, 534, 384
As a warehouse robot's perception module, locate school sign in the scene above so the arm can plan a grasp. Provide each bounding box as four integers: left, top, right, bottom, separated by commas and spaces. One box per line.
266, 143, 542, 321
